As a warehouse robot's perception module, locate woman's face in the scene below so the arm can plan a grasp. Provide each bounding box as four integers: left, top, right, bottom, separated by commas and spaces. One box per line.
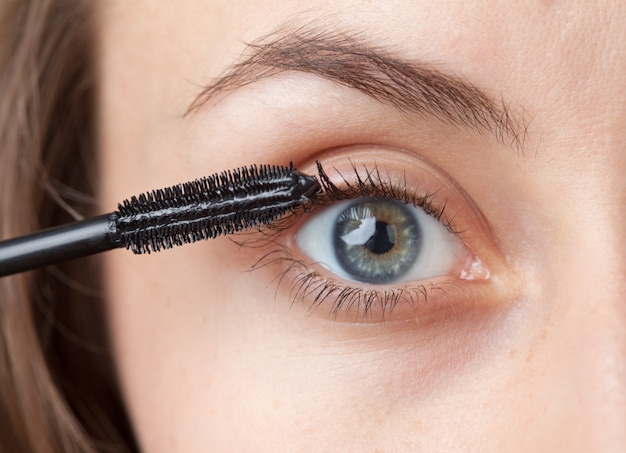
99, 1, 626, 451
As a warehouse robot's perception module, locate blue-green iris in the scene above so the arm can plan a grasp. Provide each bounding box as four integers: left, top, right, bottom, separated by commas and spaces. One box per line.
333, 199, 422, 284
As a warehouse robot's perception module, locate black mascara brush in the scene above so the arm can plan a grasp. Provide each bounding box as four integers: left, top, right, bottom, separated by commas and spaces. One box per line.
0, 164, 320, 277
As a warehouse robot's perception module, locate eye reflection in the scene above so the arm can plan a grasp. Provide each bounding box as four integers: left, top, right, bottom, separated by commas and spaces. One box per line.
296, 197, 466, 285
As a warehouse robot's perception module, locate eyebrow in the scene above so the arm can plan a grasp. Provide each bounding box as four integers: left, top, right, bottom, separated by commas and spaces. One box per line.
188, 28, 528, 151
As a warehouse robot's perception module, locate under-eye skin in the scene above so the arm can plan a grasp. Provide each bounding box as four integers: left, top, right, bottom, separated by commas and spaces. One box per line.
246, 155, 496, 322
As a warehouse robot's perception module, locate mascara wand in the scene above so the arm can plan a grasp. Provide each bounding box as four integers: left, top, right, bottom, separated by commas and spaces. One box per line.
0, 164, 321, 277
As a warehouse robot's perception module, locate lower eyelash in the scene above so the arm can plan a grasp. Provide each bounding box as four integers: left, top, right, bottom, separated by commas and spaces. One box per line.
246, 242, 453, 321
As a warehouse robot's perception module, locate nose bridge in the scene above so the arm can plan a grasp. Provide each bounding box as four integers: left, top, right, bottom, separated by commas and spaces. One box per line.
566, 181, 626, 448
577, 276, 626, 447
527, 143, 626, 448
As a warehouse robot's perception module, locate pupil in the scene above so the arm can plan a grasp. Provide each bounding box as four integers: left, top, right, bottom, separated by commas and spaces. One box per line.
365, 221, 395, 254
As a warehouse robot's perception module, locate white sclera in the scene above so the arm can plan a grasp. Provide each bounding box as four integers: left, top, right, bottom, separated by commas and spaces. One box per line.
295, 198, 466, 285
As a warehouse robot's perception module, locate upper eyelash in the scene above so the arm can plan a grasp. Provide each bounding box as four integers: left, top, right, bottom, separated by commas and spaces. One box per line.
238, 161, 462, 320
313, 161, 461, 235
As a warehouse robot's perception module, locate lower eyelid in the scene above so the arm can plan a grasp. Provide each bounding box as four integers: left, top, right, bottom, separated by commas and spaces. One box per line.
248, 242, 497, 323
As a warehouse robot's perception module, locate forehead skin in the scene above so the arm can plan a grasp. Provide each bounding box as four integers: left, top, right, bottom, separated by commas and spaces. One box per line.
100, 1, 626, 191
99, 1, 626, 452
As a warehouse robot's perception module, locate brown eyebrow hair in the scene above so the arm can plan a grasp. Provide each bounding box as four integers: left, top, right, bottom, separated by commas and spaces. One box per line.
188, 27, 528, 151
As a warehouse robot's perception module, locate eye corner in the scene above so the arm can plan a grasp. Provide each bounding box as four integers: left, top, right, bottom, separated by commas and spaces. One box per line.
459, 254, 491, 281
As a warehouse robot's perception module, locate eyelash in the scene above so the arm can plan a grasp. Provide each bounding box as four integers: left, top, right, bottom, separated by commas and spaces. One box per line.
243, 161, 465, 321
313, 161, 460, 234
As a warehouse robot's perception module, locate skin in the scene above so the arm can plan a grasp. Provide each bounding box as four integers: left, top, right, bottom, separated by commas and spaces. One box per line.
99, 1, 626, 451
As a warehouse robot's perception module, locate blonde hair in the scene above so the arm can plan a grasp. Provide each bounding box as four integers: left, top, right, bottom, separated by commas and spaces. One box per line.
0, 1, 134, 451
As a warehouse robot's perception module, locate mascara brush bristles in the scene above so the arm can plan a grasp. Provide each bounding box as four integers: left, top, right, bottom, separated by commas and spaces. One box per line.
118, 164, 297, 215
115, 164, 320, 254
0, 163, 320, 277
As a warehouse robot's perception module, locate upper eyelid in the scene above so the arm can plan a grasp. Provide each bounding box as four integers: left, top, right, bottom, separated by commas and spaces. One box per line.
234, 160, 462, 245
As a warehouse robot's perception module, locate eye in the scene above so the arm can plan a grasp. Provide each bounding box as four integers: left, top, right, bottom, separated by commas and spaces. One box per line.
296, 197, 466, 285
249, 157, 496, 321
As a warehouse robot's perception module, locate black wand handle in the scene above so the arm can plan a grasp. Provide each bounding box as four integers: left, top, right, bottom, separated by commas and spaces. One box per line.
0, 214, 118, 277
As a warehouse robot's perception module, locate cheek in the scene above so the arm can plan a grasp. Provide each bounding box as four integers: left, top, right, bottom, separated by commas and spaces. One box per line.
104, 242, 245, 451
105, 235, 510, 451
